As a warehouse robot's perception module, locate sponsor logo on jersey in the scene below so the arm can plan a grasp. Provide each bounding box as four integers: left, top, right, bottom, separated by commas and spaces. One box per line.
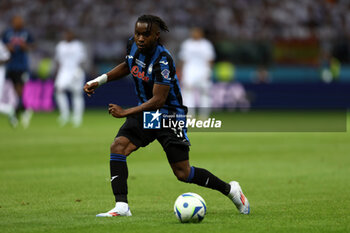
161, 69, 171, 80
131, 65, 149, 82
126, 55, 133, 59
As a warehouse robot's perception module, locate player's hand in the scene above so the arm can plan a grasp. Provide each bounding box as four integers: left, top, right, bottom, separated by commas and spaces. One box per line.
84, 82, 98, 97
7, 44, 15, 52
18, 40, 29, 50
108, 104, 126, 118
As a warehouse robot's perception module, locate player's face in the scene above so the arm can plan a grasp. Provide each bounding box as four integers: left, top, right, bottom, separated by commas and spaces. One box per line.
135, 22, 159, 53
64, 31, 74, 42
12, 16, 24, 30
191, 28, 204, 40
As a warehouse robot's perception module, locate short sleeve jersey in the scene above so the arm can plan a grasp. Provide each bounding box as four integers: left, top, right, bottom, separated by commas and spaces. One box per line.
2, 28, 34, 71
125, 37, 187, 116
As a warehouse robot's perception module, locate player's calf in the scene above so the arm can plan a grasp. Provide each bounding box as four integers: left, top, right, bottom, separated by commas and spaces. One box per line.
170, 160, 191, 182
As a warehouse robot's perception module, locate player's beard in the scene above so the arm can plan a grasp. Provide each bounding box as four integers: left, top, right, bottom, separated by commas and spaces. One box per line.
138, 41, 157, 54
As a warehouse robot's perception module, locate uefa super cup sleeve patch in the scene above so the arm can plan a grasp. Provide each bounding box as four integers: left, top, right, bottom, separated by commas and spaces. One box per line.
161, 69, 171, 80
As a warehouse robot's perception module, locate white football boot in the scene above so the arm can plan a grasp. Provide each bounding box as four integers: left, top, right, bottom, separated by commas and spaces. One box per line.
21, 109, 33, 129
227, 181, 250, 214
96, 202, 132, 217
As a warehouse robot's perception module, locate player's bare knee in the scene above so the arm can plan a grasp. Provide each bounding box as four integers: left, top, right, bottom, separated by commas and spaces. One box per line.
125, 142, 137, 156
110, 137, 129, 156
110, 137, 137, 156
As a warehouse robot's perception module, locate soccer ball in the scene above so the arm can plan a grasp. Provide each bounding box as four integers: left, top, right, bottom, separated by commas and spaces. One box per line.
174, 192, 207, 223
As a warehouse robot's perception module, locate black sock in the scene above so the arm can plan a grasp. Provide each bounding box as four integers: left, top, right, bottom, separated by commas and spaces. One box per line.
187, 166, 231, 195
110, 154, 128, 203
15, 98, 25, 116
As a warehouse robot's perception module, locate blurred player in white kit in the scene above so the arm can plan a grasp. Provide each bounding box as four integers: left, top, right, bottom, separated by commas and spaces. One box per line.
0, 40, 17, 127
55, 30, 86, 127
178, 28, 215, 119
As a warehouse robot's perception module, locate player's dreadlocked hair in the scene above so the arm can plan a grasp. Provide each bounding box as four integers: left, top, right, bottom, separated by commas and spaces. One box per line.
137, 15, 169, 32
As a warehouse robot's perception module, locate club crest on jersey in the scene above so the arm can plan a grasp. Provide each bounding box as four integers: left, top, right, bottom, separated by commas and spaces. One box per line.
148, 64, 153, 74
161, 69, 171, 80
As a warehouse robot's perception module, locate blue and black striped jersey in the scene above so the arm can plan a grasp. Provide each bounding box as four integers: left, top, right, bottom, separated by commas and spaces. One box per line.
125, 37, 187, 116
2, 28, 34, 72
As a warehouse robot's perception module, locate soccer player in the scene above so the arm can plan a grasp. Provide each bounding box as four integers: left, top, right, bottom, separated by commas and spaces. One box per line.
55, 29, 86, 127
2, 15, 34, 128
178, 27, 215, 119
0, 40, 17, 126
84, 15, 250, 217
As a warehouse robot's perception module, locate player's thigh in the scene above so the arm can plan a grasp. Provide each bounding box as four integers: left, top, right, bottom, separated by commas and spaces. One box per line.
70, 86, 84, 99
55, 71, 72, 91
0, 71, 5, 96
70, 75, 85, 94
110, 136, 138, 156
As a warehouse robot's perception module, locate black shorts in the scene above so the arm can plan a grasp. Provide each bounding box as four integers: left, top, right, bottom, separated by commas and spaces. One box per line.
116, 113, 191, 160
6, 70, 29, 85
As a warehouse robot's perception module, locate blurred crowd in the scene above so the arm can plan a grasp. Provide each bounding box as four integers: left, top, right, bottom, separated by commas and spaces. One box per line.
1, 0, 350, 60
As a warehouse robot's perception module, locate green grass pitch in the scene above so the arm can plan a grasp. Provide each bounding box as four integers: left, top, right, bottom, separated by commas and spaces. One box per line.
0, 110, 349, 233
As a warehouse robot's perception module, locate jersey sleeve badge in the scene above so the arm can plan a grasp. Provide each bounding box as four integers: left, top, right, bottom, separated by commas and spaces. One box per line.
161, 69, 171, 80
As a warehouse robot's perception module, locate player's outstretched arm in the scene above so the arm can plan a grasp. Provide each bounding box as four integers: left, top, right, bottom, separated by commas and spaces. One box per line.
84, 61, 130, 97
108, 84, 170, 118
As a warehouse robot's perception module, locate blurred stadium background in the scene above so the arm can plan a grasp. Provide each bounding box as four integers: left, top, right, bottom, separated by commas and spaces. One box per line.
1, 0, 350, 110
